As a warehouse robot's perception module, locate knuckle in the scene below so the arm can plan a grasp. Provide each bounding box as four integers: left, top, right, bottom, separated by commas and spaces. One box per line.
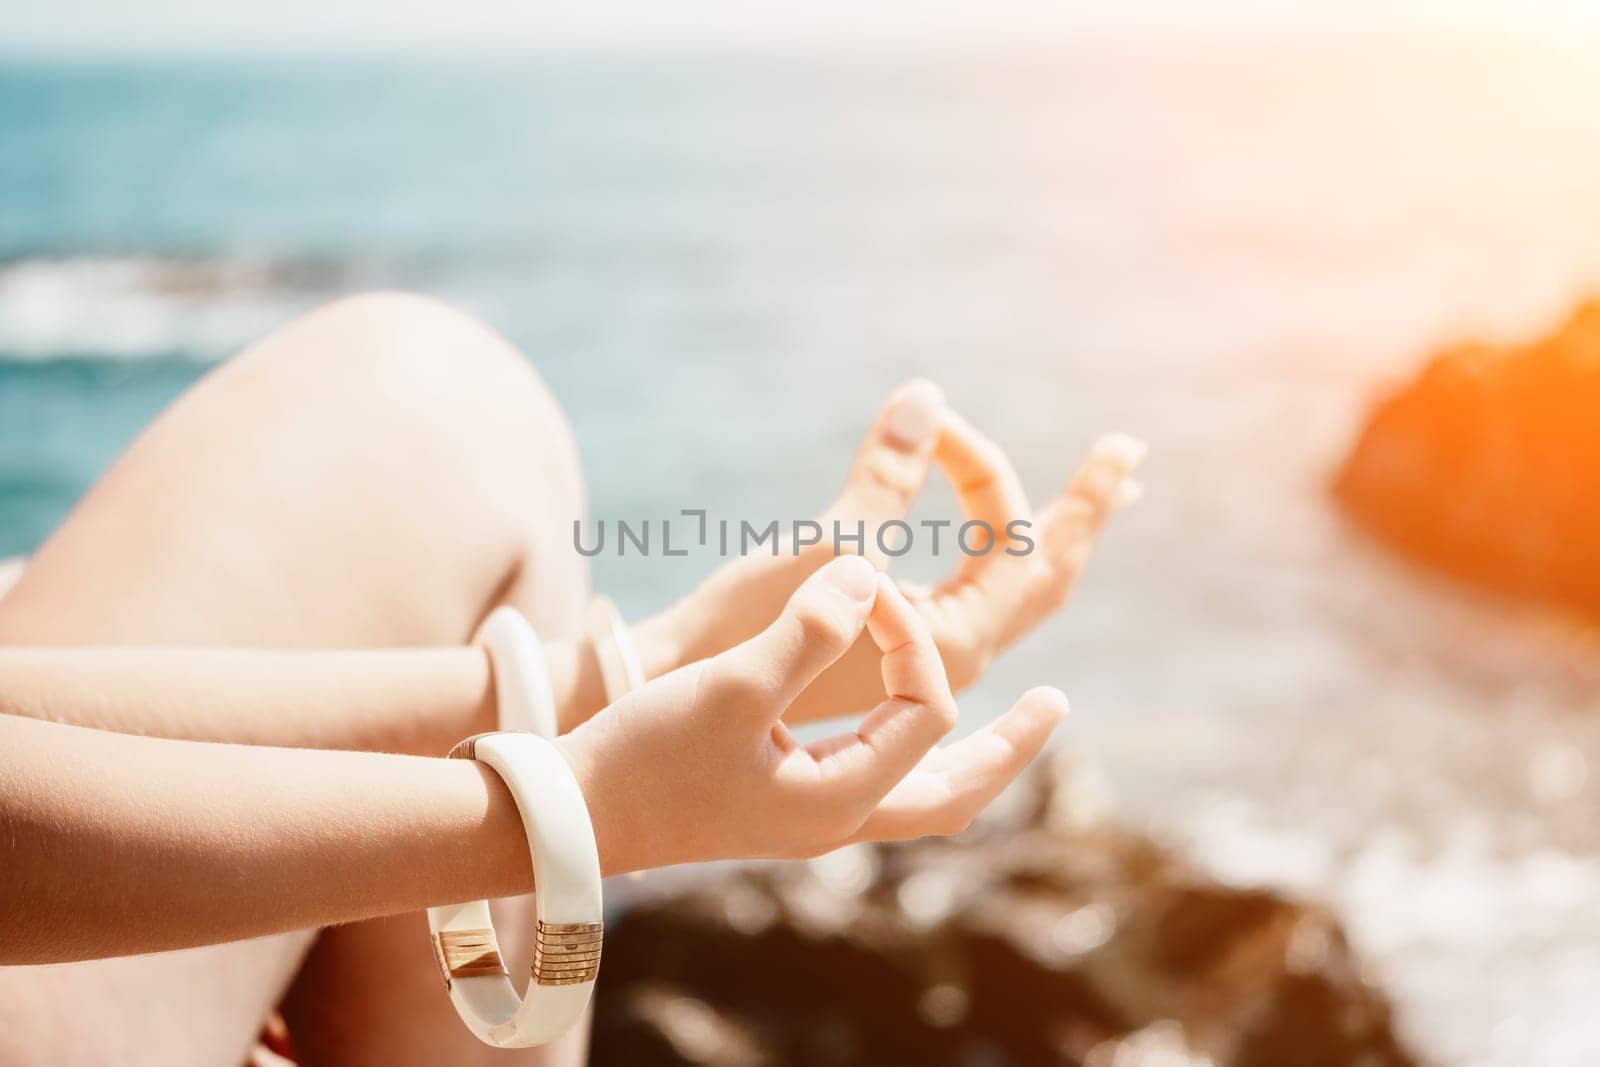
858, 453, 918, 505
794, 601, 852, 652
711, 663, 772, 708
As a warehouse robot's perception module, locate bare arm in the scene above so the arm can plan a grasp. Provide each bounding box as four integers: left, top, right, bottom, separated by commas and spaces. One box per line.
0, 646, 494, 754
0, 636, 679, 753
0, 712, 533, 964
0, 561, 1066, 967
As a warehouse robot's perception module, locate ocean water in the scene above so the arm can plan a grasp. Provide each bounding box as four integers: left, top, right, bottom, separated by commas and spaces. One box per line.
6, 38, 1600, 1064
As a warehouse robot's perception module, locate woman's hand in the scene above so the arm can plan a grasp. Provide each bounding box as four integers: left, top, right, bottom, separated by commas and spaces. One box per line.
557, 556, 1067, 875
635, 381, 1144, 722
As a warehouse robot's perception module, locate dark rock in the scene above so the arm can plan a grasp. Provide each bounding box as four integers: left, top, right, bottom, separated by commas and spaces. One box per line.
1335, 300, 1600, 617
591, 759, 1419, 1067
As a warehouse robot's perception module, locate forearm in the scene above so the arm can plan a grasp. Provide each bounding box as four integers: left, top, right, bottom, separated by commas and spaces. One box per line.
0, 636, 679, 752
0, 713, 532, 964
0, 646, 497, 754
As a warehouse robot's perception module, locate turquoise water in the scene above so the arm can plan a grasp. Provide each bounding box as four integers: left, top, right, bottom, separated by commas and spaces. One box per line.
7, 42, 1600, 1063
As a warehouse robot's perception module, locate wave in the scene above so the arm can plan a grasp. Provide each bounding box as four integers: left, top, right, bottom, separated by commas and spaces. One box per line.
0, 256, 352, 361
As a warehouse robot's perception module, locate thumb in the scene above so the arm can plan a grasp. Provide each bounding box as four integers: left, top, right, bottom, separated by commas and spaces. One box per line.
826, 379, 944, 533
717, 555, 880, 714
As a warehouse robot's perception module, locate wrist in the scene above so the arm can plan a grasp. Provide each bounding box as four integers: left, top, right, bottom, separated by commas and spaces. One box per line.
550, 607, 688, 735
451, 756, 537, 899
553, 732, 629, 879
545, 635, 606, 733
547, 607, 691, 732
432, 733, 604, 1046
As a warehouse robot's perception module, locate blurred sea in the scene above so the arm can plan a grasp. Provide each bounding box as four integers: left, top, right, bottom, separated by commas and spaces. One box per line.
6, 36, 1600, 1064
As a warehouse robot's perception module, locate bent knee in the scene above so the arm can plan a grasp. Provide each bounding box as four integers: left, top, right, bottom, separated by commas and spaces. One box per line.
244, 291, 585, 521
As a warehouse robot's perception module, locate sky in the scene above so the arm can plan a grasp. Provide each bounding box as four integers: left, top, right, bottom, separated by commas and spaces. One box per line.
6, 0, 1600, 53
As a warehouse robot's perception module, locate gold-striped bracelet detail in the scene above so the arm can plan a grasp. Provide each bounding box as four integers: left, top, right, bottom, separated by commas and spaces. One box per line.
532, 919, 603, 986
436, 927, 508, 983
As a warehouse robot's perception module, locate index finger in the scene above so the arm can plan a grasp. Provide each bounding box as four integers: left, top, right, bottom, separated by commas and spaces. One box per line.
1038, 432, 1146, 567
788, 575, 957, 804
933, 411, 1033, 575
714, 555, 880, 716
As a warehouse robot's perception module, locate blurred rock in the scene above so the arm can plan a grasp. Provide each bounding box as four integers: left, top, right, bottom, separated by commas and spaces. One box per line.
1335, 300, 1600, 617
591, 762, 1417, 1067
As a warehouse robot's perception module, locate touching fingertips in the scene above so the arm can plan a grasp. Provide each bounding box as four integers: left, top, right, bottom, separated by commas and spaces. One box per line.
883, 379, 945, 448
1116, 478, 1145, 508
865, 572, 923, 643
819, 553, 880, 603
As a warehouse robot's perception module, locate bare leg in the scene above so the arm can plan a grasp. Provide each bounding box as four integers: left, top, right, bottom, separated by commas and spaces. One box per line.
0, 293, 590, 1065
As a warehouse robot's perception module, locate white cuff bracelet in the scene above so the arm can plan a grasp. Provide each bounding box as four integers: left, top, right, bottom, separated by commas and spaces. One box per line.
585, 595, 644, 702
427, 731, 603, 1047
472, 605, 558, 737
426, 607, 600, 1047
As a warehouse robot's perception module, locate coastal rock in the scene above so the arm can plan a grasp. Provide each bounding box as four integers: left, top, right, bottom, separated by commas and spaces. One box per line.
590, 757, 1416, 1067
1335, 300, 1600, 617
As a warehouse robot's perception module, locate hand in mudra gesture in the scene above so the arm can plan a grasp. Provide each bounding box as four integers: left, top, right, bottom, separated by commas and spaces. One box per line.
559, 556, 1069, 873
638, 380, 1144, 723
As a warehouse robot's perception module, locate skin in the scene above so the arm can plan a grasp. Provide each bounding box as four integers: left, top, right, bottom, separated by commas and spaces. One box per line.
644, 382, 1147, 720
0, 645, 502, 752
0, 293, 1141, 1066
0, 559, 1067, 963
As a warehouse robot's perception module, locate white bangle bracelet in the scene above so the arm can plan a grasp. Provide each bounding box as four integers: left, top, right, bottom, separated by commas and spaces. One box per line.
585, 595, 644, 702
472, 606, 558, 737
426, 732, 603, 1047
427, 607, 600, 1046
